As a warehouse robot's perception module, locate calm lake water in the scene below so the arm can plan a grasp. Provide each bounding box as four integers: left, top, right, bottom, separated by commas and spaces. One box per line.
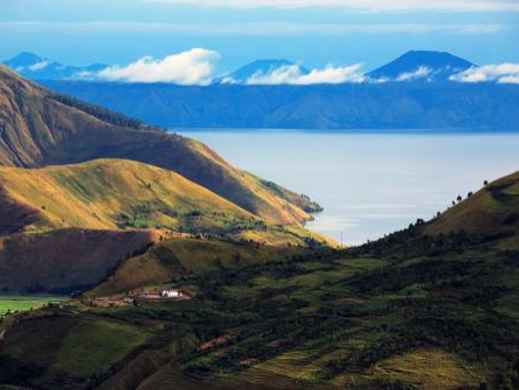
180, 130, 519, 245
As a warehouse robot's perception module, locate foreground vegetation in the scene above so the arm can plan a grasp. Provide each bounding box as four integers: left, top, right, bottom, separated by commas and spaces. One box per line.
1, 220, 518, 389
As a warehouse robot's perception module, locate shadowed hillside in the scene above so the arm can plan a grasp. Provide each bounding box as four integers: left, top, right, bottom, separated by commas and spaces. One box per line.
0, 228, 157, 294
0, 66, 318, 225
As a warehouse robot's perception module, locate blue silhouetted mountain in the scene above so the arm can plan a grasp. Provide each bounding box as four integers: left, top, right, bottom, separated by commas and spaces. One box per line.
4, 52, 44, 68
2, 52, 107, 80
216, 59, 309, 84
367, 50, 475, 82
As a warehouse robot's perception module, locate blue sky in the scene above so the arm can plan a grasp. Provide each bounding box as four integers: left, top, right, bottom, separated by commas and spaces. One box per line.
2, 0, 518, 73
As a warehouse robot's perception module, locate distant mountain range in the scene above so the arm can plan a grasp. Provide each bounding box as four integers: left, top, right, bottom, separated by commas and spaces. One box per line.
41, 80, 519, 131
2, 51, 107, 80
3, 50, 476, 84
4, 50, 519, 131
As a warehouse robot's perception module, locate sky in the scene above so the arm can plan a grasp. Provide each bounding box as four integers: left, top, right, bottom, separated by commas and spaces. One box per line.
2, 0, 518, 75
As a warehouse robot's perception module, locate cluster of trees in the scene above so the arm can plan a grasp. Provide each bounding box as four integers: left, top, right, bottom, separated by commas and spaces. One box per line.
48, 93, 147, 130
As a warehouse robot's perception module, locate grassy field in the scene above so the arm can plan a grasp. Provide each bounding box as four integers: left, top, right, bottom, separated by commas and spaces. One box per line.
0, 295, 66, 315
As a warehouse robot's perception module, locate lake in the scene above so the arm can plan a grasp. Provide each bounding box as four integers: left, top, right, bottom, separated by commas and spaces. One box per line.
180, 130, 519, 245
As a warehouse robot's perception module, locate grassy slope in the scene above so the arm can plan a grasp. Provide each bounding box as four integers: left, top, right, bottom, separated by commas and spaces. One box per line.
0, 66, 318, 226
0, 159, 255, 234
3, 169, 519, 388
91, 238, 307, 296
0, 159, 331, 295
425, 171, 519, 239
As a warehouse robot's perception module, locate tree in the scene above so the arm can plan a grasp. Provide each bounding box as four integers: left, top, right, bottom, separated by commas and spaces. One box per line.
467, 191, 473, 198
457, 195, 463, 202
484, 180, 489, 186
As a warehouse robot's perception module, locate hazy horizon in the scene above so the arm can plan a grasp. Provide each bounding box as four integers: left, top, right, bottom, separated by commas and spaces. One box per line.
3, 0, 519, 76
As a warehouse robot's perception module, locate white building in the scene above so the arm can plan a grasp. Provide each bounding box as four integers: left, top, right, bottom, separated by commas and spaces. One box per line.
161, 289, 182, 298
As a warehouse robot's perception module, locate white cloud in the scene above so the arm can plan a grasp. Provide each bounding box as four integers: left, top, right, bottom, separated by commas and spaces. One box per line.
97, 48, 219, 84
145, 0, 519, 12
28, 60, 49, 71
298, 65, 366, 84
245, 64, 366, 85
498, 75, 519, 84
396, 66, 432, 81
246, 65, 304, 85
450, 63, 519, 84
219, 76, 238, 84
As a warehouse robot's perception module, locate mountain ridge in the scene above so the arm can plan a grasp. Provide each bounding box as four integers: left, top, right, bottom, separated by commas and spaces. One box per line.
3, 52, 107, 81
41, 79, 519, 131
0, 66, 320, 225
3, 50, 477, 84
367, 50, 475, 82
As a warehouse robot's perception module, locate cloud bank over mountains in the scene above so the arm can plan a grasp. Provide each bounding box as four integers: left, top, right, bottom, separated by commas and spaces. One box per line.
97, 48, 219, 84
450, 63, 519, 84
94, 54, 368, 85
4, 49, 519, 86
97, 49, 518, 85
240, 64, 366, 85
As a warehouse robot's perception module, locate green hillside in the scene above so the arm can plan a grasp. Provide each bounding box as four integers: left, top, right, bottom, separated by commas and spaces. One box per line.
0, 159, 255, 235
90, 238, 310, 297
0, 159, 332, 294
2, 170, 519, 389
